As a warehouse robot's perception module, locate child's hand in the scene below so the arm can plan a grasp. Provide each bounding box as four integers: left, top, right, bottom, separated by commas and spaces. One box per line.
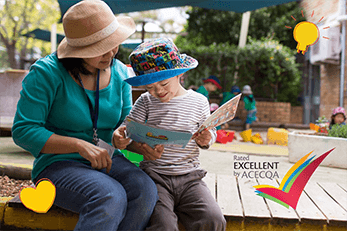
112, 126, 131, 150
194, 129, 212, 147
141, 144, 164, 160
131, 142, 163, 160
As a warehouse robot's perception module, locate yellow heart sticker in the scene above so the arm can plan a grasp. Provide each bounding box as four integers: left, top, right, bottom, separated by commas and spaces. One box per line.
19, 179, 56, 213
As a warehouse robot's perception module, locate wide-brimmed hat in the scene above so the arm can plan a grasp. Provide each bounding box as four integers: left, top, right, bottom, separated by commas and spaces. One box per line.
125, 37, 198, 86
202, 75, 222, 89
332, 107, 346, 119
242, 85, 253, 94
57, 0, 136, 59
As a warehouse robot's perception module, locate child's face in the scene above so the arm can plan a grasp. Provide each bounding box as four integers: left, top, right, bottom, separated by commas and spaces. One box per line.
206, 82, 218, 92
334, 113, 346, 124
145, 75, 184, 102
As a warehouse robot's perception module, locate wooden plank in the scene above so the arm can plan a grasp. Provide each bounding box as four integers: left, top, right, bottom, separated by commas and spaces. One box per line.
318, 182, 347, 212
257, 178, 299, 221
294, 182, 327, 223
304, 182, 347, 225
238, 178, 271, 219
337, 182, 347, 193
203, 172, 216, 200
217, 174, 243, 217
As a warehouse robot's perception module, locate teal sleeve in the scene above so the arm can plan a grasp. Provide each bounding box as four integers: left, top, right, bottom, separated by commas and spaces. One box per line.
116, 80, 132, 128
115, 61, 133, 128
12, 61, 56, 157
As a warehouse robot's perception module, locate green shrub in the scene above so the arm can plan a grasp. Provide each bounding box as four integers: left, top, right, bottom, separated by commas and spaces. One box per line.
176, 38, 302, 105
328, 124, 347, 139
117, 46, 134, 64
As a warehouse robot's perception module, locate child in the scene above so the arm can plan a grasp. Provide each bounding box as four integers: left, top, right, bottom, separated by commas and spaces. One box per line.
113, 38, 226, 231
242, 85, 258, 130
220, 85, 241, 106
196, 75, 222, 100
219, 85, 241, 129
329, 107, 346, 129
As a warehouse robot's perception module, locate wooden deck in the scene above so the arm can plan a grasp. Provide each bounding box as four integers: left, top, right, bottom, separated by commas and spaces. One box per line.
7, 173, 347, 230
204, 173, 347, 230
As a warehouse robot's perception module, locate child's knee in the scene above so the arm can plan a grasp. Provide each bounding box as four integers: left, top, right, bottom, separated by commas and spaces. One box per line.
194, 207, 226, 231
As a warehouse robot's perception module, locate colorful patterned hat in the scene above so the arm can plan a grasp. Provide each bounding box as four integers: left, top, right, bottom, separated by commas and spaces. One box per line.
125, 37, 198, 86
332, 107, 346, 119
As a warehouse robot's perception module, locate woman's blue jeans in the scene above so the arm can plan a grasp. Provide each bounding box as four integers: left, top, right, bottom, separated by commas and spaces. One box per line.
33, 155, 158, 231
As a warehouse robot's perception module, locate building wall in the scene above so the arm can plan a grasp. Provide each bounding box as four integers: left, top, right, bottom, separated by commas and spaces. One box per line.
301, 0, 339, 23
210, 96, 303, 124
0, 70, 28, 118
291, 106, 304, 124
301, 0, 347, 120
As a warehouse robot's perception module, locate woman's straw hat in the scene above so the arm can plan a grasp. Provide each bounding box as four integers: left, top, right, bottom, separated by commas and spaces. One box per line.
57, 0, 136, 59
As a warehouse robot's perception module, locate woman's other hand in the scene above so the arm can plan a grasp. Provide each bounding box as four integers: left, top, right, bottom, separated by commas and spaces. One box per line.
76, 139, 112, 173
112, 126, 131, 150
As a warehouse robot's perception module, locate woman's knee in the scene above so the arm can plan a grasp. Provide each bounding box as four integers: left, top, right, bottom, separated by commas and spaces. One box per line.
128, 169, 158, 202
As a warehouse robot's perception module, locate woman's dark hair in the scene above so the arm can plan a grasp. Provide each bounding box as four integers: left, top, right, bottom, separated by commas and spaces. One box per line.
58, 57, 92, 80
57, 49, 119, 80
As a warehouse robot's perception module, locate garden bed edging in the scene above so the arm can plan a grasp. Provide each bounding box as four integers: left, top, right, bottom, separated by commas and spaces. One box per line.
288, 132, 347, 169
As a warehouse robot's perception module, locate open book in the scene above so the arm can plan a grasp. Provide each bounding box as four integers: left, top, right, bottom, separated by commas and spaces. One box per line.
125, 94, 242, 148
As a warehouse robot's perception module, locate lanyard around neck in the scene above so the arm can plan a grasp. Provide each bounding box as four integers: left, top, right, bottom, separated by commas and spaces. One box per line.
77, 69, 100, 145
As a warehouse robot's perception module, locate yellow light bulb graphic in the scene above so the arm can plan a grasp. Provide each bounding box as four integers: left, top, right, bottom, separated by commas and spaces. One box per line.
293, 21, 319, 55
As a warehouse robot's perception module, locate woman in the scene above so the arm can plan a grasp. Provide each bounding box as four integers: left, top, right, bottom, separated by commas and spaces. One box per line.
12, 1, 160, 230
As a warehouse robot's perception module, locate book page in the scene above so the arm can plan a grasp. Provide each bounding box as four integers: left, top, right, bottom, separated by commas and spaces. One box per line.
125, 118, 193, 148
196, 93, 242, 133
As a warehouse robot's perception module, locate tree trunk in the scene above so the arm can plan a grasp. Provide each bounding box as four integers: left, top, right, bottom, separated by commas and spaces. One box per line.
6, 42, 19, 69
19, 38, 28, 69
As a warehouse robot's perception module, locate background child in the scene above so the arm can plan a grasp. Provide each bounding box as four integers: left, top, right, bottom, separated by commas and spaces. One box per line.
196, 75, 222, 100
219, 85, 241, 129
113, 38, 226, 231
242, 85, 258, 130
329, 107, 346, 129
220, 85, 241, 106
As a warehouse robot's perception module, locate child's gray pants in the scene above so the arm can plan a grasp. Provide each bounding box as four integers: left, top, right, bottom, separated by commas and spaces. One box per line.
143, 168, 226, 231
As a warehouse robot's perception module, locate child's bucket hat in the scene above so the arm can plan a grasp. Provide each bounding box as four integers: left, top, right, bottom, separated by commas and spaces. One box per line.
125, 37, 198, 86
231, 85, 241, 94
57, 0, 136, 59
332, 107, 346, 119
202, 75, 222, 89
242, 85, 253, 94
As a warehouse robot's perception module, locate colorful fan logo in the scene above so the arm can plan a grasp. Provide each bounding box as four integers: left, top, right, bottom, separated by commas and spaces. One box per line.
253, 148, 335, 209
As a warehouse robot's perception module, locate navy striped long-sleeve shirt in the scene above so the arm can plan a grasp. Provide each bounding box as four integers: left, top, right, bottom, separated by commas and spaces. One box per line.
124, 89, 217, 175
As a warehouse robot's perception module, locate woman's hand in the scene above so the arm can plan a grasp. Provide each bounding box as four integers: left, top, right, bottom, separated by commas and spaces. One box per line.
76, 139, 112, 173
193, 129, 212, 147
112, 126, 131, 149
